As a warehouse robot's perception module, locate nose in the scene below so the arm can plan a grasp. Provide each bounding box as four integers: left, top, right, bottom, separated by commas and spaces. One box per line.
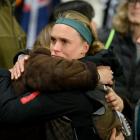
51, 41, 62, 54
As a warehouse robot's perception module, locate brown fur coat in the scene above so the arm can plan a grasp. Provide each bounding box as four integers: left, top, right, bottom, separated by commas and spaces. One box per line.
12, 48, 98, 95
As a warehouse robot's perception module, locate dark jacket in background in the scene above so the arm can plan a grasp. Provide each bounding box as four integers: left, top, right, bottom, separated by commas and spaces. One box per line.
0, 0, 26, 68
98, 28, 136, 121
0, 1, 47, 140
98, 29, 140, 104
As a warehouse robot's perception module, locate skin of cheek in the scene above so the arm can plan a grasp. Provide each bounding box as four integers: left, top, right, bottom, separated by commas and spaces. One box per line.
128, 3, 140, 24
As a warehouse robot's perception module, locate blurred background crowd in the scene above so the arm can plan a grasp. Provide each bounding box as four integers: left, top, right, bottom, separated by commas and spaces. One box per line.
15, 0, 121, 49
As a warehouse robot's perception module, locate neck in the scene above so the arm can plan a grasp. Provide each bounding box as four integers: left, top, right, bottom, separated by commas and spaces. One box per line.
131, 24, 140, 43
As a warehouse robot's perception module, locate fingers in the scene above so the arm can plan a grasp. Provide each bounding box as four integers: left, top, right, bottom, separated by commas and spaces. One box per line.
108, 101, 120, 111
10, 55, 29, 80
97, 66, 114, 85
110, 128, 125, 140
117, 132, 125, 140
108, 73, 113, 84
105, 87, 124, 112
14, 62, 22, 79
22, 55, 29, 61
18, 55, 29, 72
110, 128, 116, 140
10, 65, 19, 80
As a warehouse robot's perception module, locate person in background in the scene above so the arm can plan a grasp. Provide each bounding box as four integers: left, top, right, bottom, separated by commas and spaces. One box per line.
0, 0, 26, 69
49, 0, 94, 22
98, 0, 140, 138
0, 1, 48, 140
98, 0, 140, 118
18, 0, 60, 49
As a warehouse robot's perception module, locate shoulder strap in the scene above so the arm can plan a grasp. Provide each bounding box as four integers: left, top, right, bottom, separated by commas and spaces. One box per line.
105, 29, 115, 49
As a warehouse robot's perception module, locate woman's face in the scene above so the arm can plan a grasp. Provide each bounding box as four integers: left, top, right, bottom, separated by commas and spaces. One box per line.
50, 24, 89, 60
128, 2, 140, 24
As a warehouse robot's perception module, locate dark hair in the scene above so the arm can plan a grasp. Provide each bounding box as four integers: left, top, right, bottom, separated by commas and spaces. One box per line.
128, 0, 138, 2
0, 0, 15, 5
49, 0, 94, 23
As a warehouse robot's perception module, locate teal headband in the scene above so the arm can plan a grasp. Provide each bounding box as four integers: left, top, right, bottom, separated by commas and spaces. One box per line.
55, 18, 93, 45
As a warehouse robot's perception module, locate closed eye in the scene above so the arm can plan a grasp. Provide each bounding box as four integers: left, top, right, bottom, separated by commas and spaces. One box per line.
61, 39, 67, 44
50, 36, 56, 44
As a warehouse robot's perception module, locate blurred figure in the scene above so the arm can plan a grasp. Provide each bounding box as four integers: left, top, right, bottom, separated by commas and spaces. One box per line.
98, 0, 140, 138
19, 0, 60, 49
99, 0, 140, 108
0, 0, 26, 68
0, 1, 47, 140
102, 0, 121, 28
49, 0, 94, 22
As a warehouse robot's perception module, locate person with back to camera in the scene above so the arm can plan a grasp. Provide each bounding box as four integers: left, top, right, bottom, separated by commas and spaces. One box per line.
0, 1, 47, 140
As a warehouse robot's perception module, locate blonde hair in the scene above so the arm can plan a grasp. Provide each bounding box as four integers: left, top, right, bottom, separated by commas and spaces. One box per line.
33, 23, 53, 50
57, 10, 104, 55
112, 1, 130, 35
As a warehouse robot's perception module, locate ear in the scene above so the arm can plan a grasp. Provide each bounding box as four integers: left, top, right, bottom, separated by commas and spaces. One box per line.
82, 42, 90, 54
